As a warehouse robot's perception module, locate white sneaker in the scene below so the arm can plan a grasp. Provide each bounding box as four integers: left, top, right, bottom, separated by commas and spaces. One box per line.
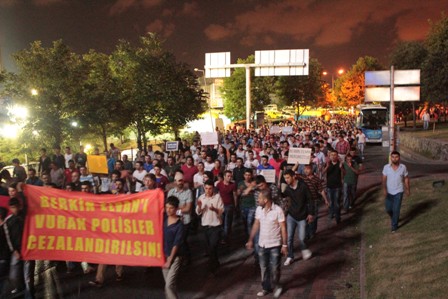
283, 257, 293, 266
302, 249, 312, 261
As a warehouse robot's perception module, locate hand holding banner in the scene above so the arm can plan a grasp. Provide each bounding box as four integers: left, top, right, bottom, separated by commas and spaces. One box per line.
21, 185, 165, 267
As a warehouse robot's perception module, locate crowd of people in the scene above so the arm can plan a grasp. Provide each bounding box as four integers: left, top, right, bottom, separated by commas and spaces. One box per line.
0, 116, 371, 299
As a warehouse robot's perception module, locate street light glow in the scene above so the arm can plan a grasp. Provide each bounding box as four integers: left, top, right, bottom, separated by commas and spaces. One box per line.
338, 68, 345, 75
31, 88, 38, 96
71, 121, 78, 127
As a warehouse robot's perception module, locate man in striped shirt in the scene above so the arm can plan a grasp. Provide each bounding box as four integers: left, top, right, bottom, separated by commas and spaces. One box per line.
301, 165, 329, 239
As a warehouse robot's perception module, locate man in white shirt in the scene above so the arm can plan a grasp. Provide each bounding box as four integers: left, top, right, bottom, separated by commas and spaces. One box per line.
356, 129, 366, 159
382, 151, 410, 233
196, 180, 224, 273
244, 150, 260, 172
246, 189, 287, 298
64, 146, 73, 169
132, 161, 147, 192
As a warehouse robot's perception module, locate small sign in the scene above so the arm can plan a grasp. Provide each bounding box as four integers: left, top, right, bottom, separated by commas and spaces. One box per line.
330, 119, 337, 124
270, 125, 282, 134
260, 169, 276, 183
166, 141, 179, 151
287, 148, 312, 165
282, 126, 293, 134
200, 132, 219, 145
87, 155, 108, 174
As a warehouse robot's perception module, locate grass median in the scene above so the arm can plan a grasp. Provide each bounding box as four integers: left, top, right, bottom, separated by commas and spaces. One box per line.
362, 177, 448, 298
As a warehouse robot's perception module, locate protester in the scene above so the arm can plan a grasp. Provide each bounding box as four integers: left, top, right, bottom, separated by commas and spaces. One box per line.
162, 196, 184, 299
246, 189, 287, 298
282, 169, 314, 266
196, 180, 224, 273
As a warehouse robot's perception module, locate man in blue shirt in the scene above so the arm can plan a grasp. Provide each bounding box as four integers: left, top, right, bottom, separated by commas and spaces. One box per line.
163, 196, 184, 299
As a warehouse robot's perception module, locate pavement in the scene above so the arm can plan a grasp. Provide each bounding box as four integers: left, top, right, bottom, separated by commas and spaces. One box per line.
2, 144, 447, 299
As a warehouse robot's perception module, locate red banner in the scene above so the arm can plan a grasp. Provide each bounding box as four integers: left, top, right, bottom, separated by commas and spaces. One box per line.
22, 185, 165, 267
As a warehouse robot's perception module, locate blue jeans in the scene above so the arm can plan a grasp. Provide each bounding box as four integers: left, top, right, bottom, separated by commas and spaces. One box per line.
385, 192, 403, 231
241, 207, 256, 236
327, 187, 341, 222
258, 246, 281, 292
423, 121, 429, 130
306, 201, 319, 238
286, 215, 307, 259
221, 205, 234, 240
343, 183, 356, 210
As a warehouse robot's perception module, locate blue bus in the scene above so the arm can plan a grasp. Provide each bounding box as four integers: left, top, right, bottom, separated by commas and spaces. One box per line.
357, 104, 388, 143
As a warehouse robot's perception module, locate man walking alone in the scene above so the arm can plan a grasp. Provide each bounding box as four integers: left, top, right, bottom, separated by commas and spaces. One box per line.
382, 151, 410, 233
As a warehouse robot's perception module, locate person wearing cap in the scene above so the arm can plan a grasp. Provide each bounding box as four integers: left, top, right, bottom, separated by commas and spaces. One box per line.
167, 171, 193, 263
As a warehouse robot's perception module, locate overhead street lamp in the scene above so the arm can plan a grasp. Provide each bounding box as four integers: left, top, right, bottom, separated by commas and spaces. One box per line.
322, 68, 345, 89
31, 88, 38, 96
194, 68, 214, 132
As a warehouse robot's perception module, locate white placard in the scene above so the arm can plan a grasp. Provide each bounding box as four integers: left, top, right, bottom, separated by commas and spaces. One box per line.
282, 126, 293, 134
365, 86, 420, 102
270, 125, 282, 134
287, 148, 312, 165
260, 169, 276, 183
365, 70, 420, 86
200, 132, 219, 145
166, 141, 179, 151
330, 119, 337, 124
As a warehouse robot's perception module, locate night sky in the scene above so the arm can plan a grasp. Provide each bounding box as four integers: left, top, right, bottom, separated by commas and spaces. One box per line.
0, 0, 445, 73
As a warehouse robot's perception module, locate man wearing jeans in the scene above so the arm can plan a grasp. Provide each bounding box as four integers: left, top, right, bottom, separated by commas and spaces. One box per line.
216, 171, 237, 244
282, 169, 314, 266
382, 151, 410, 233
324, 150, 343, 224
246, 189, 287, 298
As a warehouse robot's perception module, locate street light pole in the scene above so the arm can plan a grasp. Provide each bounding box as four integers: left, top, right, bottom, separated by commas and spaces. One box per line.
194, 68, 214, 132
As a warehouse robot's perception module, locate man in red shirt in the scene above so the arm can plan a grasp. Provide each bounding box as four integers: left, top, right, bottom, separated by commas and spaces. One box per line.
181, 156, 198, 189
216, 170, 237, 244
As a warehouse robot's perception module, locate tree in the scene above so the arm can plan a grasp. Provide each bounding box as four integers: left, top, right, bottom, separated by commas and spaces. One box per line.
390, 41, 428, 127
75, 50, 128, 151
422, 14, 448, 105
275, 58, 324, 107
110, 33, 206, 149
334, 56, 383, 107
4, 40, 84, 146
222, 55, 274, 121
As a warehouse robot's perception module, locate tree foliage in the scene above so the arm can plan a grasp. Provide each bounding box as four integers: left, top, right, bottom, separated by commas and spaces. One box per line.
222, 55, 274, 120
0, 33, 206, 156
275, 58, 324, 107
7, 40, 84, 146
422, 14, 448, 103
334, 56, 383, 107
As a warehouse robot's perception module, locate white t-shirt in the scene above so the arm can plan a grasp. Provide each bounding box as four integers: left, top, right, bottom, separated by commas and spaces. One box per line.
204, 161, 215, 172
357, 133, 366, 144
133, 169, 148, 192
256, 204, 285, 248
382, 164, 408, 195
244, 159, 259, 170
64, 154, 73, 168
